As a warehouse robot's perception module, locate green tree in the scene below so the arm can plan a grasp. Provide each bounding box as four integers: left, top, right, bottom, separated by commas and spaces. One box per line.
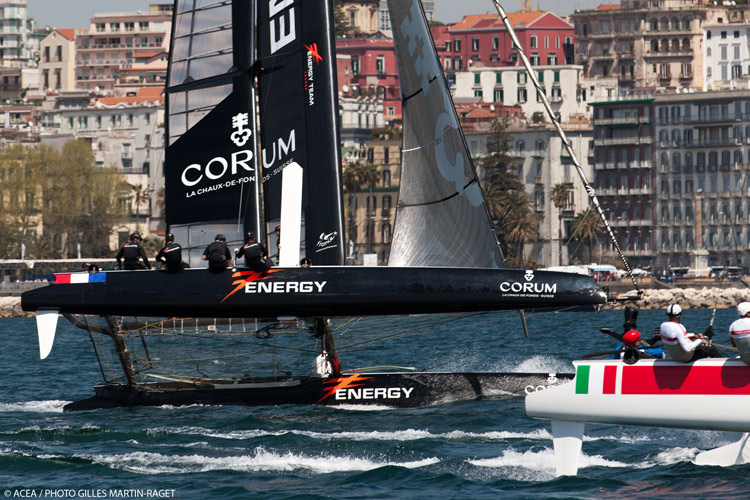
497, 190, 539, 266
550, 183, 570, 265
333, 0, 353, 38
571, 208, 603, 264
478, 117, 523, 193
0, 140, 128, 259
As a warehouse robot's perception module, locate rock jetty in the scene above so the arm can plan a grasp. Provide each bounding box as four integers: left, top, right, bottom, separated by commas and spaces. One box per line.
616, 287, 750, 310
0, 297, 27, 318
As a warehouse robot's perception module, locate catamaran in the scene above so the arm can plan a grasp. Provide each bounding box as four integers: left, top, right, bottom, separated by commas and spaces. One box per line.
21, 0, 607, 411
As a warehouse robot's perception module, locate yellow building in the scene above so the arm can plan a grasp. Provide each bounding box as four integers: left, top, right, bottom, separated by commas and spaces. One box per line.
344, 137, 400, 265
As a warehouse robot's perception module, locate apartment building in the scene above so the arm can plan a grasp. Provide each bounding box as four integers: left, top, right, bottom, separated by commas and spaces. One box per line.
452, 65, 588, 123
570, 0, 724, 90
703, 22, 750, 91
653, 89, 750, 271
0, 0, 32, 62
39, 29, 75, 92
590, 91, 656, 269
74, 7, 171, 92
444, 11, 574, 71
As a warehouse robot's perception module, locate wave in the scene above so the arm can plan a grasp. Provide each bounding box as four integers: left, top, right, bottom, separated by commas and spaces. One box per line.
0, 400, 69, 413
147, 425, 556, 442
86, 448, 439, 474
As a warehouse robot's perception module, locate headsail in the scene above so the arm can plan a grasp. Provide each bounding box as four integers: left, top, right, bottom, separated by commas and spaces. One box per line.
387, 0, 504, 268
165, 0, 261, 264
257, 0, 345, 265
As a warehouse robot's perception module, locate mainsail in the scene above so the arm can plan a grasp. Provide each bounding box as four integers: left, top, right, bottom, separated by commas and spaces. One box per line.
257, 0, 345, 265
165, 0, 261, 265
387, 0, 503, 268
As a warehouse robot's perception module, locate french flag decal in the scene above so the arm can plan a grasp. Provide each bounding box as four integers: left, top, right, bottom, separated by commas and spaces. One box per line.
54, 273, 106, 284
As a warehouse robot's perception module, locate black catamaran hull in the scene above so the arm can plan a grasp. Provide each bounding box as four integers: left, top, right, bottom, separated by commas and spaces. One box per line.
63, 372, 573, 411
22, 267, 605, 317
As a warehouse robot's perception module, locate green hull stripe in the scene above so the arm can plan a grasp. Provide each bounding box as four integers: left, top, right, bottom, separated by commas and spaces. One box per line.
575, 365, 590, 394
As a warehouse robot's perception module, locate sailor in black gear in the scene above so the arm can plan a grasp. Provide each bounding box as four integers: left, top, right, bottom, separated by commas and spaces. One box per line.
202, 234, 232, 272
235, 231, 272, 273
156, 232, 186, 273
116, 232, 151, 270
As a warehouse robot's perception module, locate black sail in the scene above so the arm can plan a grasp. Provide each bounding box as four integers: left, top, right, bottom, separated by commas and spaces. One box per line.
165, 0, 261, 264
257, 0, 345, 265
387, 0, 504, 268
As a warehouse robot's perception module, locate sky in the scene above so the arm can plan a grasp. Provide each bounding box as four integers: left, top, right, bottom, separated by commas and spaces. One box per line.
28, 0, 604, 29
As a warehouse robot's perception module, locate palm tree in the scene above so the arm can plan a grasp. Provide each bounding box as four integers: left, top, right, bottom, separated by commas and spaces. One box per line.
155, 186, 165, 219
550, 183, 570, 265
571, 208, 603, 263
498, 190, 539, 265
130, 183, 150, 233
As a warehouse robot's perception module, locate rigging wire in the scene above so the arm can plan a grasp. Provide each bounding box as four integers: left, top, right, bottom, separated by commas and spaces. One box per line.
490, 0, 641, 295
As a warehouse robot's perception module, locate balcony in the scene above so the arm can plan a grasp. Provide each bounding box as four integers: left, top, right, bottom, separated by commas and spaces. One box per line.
595, 116, 639, 126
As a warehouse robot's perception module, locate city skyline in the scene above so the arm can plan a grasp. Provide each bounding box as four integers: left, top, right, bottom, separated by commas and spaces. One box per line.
28, 0, 603, 29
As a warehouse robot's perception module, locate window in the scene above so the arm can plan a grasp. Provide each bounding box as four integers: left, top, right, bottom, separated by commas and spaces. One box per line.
492, 36, 498, 50
96, 23, 105, 32
474, 73, 481, 85
544, 36, 549, 48
139, 21, 149, 31
517, 72, 527, 84
547, 53, 557, 65
352, 56, 360, 75
110, 22, 120, 32
453, 39, 461, 52
124, 22, 134, 32
376, 55, 385, 75
536, 87, 545, 102
530, 35, 537, 49
472, 37, 479, 51
494, 88, 504, 101
530, 54, 540, 65
517, 88, 527, 103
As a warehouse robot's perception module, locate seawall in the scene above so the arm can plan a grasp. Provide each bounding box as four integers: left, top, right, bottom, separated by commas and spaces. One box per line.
0, 297, 27, 318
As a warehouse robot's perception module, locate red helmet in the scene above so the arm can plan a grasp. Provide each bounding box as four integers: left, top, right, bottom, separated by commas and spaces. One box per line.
623, 330, 641, 345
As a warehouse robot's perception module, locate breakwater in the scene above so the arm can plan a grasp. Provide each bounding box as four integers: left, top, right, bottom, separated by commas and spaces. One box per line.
612, 286, 750, 310
0, 297, 27, 317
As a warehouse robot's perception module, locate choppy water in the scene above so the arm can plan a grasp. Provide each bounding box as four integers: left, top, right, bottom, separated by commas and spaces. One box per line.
2, 308, 749, 499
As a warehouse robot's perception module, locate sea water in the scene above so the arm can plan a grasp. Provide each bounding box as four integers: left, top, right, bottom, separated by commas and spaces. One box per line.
1, 308, 748, 499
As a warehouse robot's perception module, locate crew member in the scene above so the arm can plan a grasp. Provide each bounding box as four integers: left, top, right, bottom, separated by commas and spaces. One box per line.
660, 304, 719, 362
116, 232, 151, 270
156, 232, 186, 273
730, 301, 750, 365
235, 231, 271, 273
272, 224, 281, 263
202, 234, 232, 272
611, 330, 664, 360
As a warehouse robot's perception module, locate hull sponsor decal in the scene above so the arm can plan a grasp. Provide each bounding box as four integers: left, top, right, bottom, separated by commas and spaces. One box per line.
317, 373, 415, 404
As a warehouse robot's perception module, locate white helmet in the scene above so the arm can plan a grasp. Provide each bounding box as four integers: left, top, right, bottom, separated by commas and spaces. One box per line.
666, 304, 682, 317
738, 302, 750, 317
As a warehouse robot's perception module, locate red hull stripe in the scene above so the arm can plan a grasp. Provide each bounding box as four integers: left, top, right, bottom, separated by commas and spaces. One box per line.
603, 365, 617, 394
622, 365, 750, 395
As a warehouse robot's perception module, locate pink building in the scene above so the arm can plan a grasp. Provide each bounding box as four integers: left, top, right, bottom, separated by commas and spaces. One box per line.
336, 35, 401, 126
446, 11, 574, 70
75, 7, 172, 93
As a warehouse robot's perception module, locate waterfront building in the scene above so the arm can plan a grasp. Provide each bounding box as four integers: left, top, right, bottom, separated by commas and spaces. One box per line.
451, 65, 588, 124
653, 89, 750, 272
570, 0, 723, 91
445, 11, 574, 71
590, 90, 656, 269
703, 22, 750, 91
345, 137, 400, 265
39, 29, 75, 92
74, 5, 172, 93
336, 34, 401, 126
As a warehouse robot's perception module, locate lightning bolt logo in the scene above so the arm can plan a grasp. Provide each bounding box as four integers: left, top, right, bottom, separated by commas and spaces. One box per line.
317, 373, 373, 404
221, 269, 283, 302
304, 42, 323, 64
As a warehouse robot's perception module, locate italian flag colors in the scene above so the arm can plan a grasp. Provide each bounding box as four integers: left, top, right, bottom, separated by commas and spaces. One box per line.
575, 363, 750, 395
54, 273, 106, 284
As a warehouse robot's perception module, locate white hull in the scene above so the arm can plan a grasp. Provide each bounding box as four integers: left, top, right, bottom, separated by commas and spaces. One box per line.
527, 358, 750, 475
